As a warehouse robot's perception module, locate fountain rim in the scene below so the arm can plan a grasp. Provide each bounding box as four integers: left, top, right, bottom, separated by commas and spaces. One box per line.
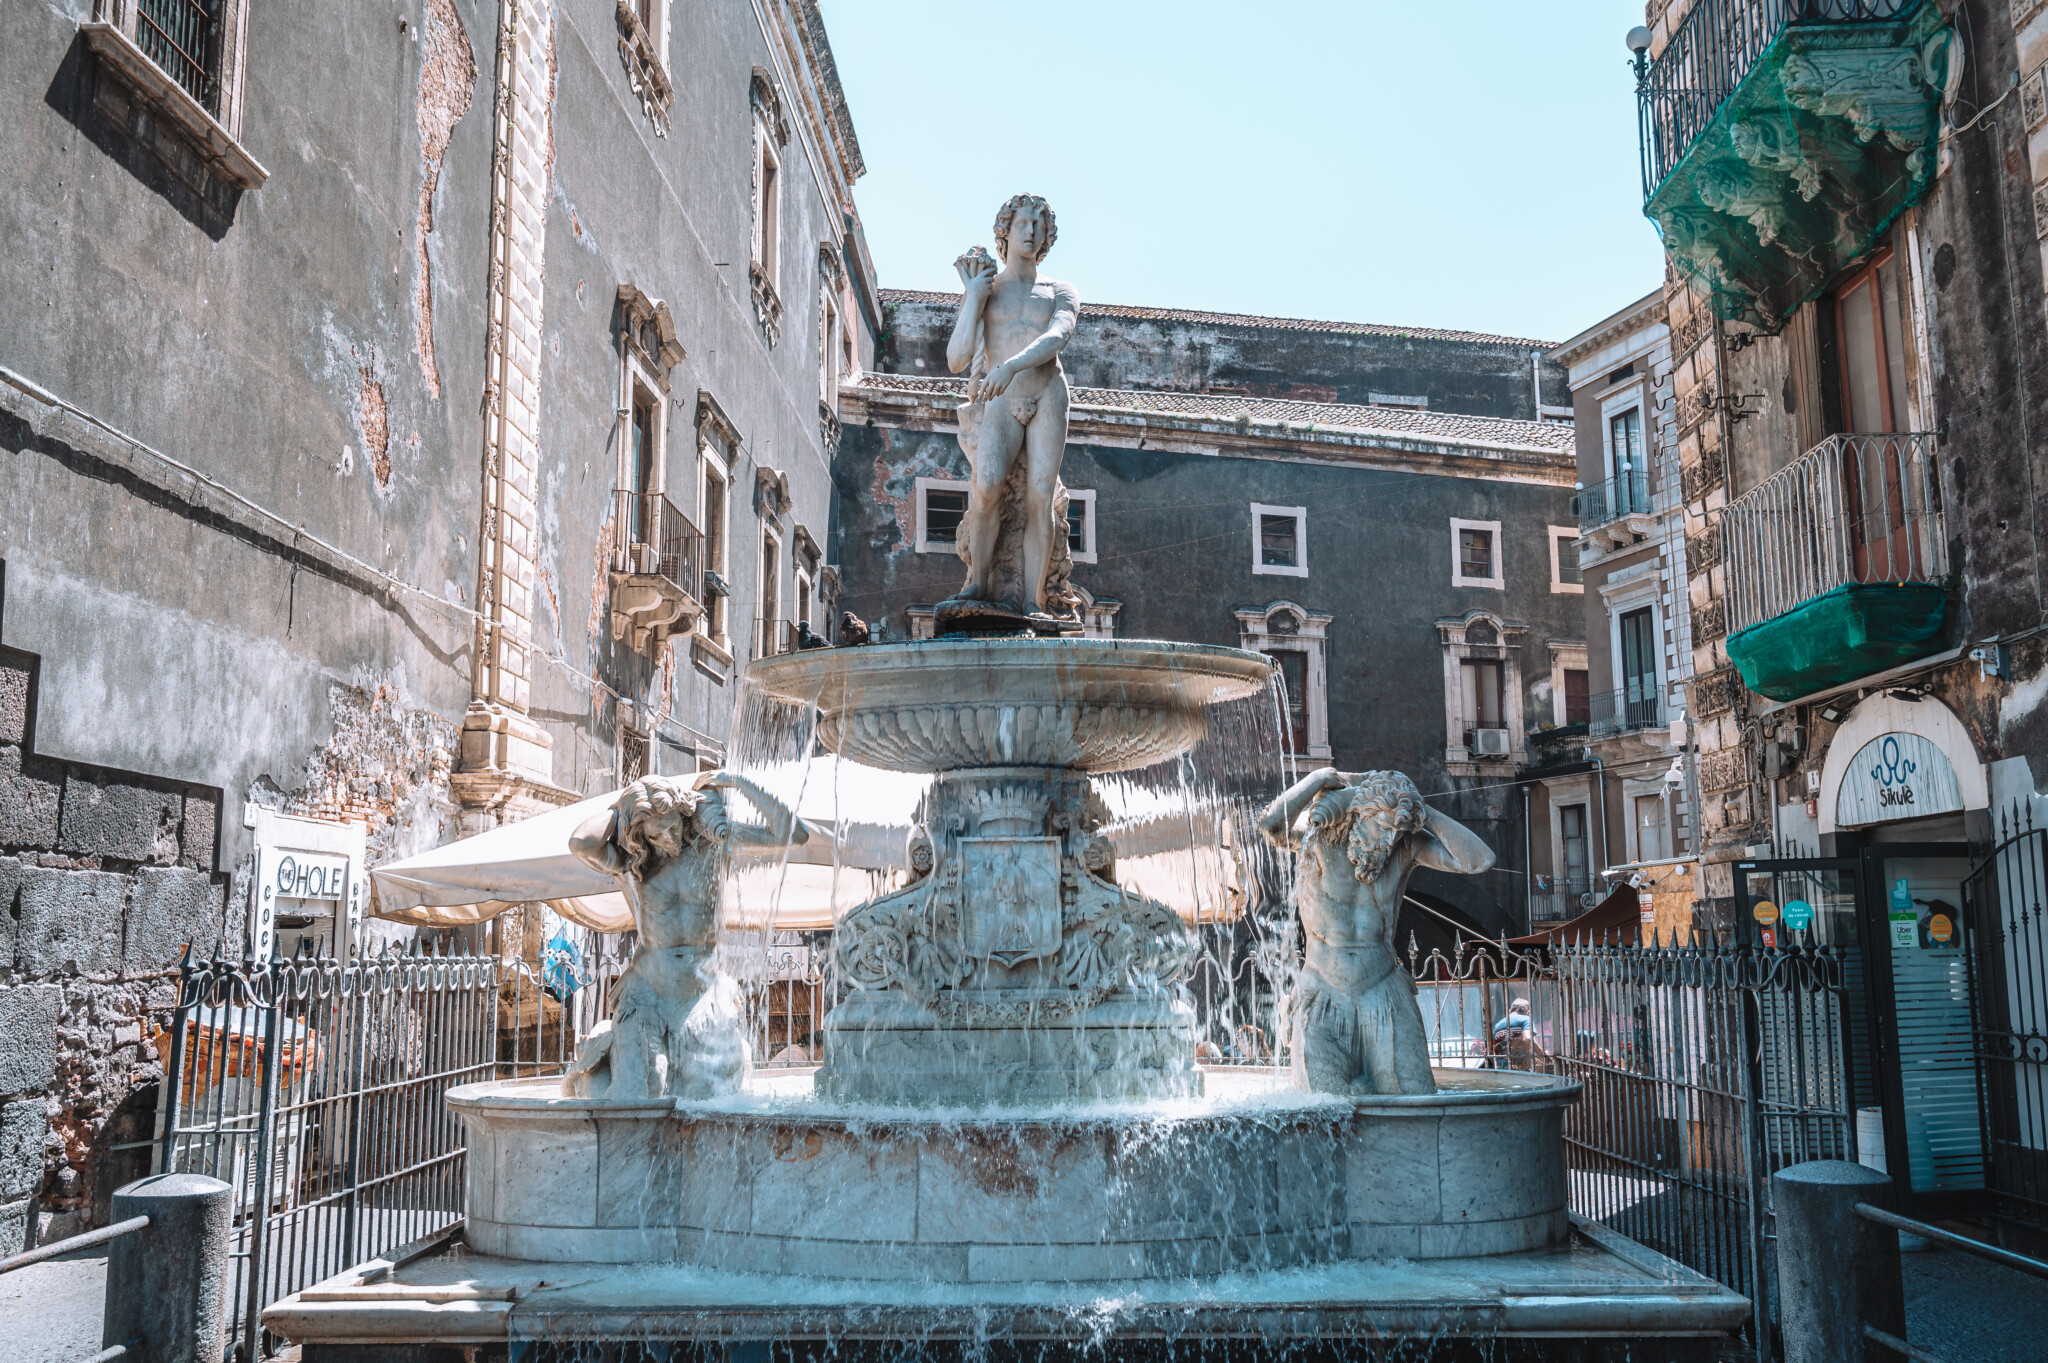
446, 1068, 1581, 1127
744, 635, 1276, 706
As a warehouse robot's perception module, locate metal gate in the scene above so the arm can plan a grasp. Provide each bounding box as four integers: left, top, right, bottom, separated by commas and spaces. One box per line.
154, 946, 612, 1362
1552, 938, 1852, 1361
1965, 804, 2048, 1241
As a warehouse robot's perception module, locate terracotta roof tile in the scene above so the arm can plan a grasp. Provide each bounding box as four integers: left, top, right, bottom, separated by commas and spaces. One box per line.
849, 373, 1577, 458
877, 288, 1558, 349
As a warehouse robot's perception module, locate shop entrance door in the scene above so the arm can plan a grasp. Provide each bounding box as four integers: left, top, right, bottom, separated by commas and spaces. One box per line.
1859, 842, 1985, 1219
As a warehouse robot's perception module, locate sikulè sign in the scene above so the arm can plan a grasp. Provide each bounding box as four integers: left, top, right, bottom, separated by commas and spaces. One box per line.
1836, 731, 1962, 829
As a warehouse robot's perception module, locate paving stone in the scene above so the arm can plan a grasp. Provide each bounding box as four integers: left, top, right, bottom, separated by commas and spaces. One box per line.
0, 1100, 47, 1200
17, 868, 127, 976
0, 985, 60, 1095
57, 774, 180, 864
0, 747, 60, 851
123, 866, 225, 975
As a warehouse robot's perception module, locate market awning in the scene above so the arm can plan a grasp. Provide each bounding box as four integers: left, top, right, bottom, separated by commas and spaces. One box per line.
369, 793, 634, 933
1506, 885, 1643, 948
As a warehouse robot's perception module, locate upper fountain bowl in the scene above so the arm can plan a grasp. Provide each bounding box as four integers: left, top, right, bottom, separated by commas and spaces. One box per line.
747, 637, 1273, 774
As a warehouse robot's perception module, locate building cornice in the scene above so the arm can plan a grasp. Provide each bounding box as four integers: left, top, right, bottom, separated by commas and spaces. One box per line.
1550, 291, 1668, 367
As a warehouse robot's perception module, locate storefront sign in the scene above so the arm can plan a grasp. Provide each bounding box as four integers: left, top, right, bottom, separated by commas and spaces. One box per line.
1783, 899, 1814, 932
1928, 913, 1955, 946
1753, 900, 1779, 926
1889, 875, 1917, 948
1760, 928, 1778, 948
274, 851, 350, 902
1837, 732, 1963, 828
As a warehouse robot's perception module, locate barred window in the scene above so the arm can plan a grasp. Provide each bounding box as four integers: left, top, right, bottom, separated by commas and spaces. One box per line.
138, 0, 223, 112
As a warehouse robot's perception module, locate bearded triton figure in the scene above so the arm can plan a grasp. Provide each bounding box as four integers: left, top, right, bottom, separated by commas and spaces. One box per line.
562, 771, 805, 1100
1259, 767, 1495, 1096
938, 193, 1083, 633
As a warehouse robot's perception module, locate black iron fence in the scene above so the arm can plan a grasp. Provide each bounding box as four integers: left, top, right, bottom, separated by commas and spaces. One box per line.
1638, 0, 1916, 199
616, 488, 705, 604
1574, 471, 1655, 530
1966, 806, 2048, 1243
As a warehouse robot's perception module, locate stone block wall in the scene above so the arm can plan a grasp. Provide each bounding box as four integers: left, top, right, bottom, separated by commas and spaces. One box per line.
0, 647, 231, 1251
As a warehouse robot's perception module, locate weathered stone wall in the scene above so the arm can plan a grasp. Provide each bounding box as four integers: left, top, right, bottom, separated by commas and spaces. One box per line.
0, 649, 231, 1252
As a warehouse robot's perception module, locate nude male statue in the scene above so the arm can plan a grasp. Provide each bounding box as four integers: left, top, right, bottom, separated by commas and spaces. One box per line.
561, 770, 805, 1100
944, 194, 1081, 624
1258, 767, 1495, 1096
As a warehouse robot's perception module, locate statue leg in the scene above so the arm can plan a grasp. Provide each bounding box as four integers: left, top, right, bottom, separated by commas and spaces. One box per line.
1018, 404, 1066, 615
1290, 983, 1359, 1094
1357, 973, 1437, 1096
957, 401, 1024, 599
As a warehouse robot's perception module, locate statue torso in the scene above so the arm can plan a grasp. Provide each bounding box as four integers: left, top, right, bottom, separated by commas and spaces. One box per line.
634, 841, 725, 950
981, 275, 1071, 391
1298, 835, 1411, 992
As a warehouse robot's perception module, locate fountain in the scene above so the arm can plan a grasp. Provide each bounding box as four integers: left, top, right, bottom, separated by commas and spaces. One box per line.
265, 197, 1747, 1359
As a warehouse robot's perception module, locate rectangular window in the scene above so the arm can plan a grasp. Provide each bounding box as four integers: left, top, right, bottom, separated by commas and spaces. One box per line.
1250, 504, 1307, 577
760, 533, 781, 657
1564, 668, 1589, 726
1267, 650, 1309, 755
1618, 606, 1658, 730
1636, 794, 1670, 863
1834, 255, 1908, 434
1450, 518, 1503, 588
1549, 525, 1583, 592
629, 387, 657, 548
1559, 805, 1589, 892
1461, 659, 1504, 731
701, 459, 728, 643
138, 0, 224, 110
1066, 489, 1096, 563
756, 147, 781, 290
795, 572, 812, 636
916, 479, 970, 551
1608, 407, 1643, 482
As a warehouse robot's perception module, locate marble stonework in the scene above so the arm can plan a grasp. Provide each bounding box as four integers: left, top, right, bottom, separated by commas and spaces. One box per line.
450, 1069, 1577, 1279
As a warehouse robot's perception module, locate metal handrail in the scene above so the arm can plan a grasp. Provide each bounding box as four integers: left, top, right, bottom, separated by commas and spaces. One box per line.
1637, 0, 1918, 200
0, 1216, 149, 1275
1854, 1202, 2048, 1280
1721, 430, 1945, 631
615, 489, 705, 603
1574, 472, 1658, 530
1588, 685, 1665, 738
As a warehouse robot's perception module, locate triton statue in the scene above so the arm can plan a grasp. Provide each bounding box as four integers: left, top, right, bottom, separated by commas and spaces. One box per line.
562, 770, 805, 1100
939, 193, 1083, 633
1259, 767, 1495, 1096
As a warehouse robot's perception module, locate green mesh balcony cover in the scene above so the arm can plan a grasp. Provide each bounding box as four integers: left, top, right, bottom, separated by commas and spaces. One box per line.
1646, 4, 1952, 332
1725, 582, 1947, 701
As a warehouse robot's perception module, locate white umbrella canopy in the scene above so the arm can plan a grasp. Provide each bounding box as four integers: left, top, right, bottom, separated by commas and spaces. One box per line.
368, 792, 633, 933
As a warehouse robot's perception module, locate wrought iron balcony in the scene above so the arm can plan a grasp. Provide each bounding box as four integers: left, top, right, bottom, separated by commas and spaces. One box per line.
610, 490, 704, 651
1636, 1, 1950, 331
1722, 431, 1948, 698
1588, 686, 1666, 740
1574, 472, 1660, 535
1529, 877, 1597, 924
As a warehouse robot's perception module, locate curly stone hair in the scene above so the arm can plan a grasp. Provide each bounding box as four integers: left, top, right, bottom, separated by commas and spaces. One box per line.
612, 775, 729, 876
1308, 770, 1426, 883
993, 193, 1057, 262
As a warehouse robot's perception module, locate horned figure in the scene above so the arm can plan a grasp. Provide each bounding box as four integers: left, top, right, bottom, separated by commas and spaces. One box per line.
1259, 767, 1495, 1096
562, 771, 805, 1099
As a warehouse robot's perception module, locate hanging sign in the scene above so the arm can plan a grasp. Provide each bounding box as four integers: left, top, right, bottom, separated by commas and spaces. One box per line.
1888, 875, 1917, 948
1782, 899, 1814, 932
1753, 900, 1780, 926
1837, 732, 1963, 828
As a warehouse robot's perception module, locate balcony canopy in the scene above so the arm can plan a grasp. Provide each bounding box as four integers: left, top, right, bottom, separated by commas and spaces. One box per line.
1640, 0, 1954, 332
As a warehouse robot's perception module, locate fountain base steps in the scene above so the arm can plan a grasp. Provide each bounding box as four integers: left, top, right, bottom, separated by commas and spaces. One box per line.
265, 1216, 1746, 1359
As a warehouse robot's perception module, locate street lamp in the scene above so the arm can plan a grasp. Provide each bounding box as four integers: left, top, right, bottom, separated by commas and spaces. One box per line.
1626, 26, 1652, 86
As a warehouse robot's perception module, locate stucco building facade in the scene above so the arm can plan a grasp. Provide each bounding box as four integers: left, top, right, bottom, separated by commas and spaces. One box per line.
0, 0, 873, 1246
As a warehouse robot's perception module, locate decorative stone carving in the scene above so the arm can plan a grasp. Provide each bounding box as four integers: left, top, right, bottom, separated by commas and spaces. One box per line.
754, 466, 792, 523
935, 195, 1084, 634
617, 284, 684, 379
561, 771, 805, 1100
615, 0, 673, 136
1259, 768, 1495, 1096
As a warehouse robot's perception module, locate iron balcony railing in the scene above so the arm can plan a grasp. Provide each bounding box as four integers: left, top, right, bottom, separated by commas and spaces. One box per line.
1721, 431, 1945, 633
1574, 472, 1658, 531
617, 489, 705, 604
1589, 685, 1665, 738
1638, 0, 1918, 200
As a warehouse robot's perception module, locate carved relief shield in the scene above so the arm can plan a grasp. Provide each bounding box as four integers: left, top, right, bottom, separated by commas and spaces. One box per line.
957, 837, 1062, 968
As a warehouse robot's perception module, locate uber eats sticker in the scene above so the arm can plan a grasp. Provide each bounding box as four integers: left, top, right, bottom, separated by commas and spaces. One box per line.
1889, 877, 1917, 949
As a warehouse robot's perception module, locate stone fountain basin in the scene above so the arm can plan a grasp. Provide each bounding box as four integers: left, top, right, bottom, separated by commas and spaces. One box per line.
746, 637, 1273, 773
449, 1068, 1577, 1282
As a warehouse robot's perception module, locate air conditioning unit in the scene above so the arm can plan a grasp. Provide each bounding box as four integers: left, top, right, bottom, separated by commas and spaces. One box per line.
1472, 727, 1511, 757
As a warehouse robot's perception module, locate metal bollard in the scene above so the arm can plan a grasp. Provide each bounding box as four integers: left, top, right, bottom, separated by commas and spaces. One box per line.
1772, 1160, 1905, 1363
101, 1173, 233, 1363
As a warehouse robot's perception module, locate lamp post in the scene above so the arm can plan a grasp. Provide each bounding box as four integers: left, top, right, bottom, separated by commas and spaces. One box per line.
1627, 25, 1651, 88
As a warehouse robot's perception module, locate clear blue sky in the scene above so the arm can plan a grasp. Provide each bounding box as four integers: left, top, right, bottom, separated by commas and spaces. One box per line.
817, 1, 1664, 344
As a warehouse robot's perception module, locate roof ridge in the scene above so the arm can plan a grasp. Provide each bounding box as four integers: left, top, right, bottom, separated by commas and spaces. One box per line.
875, 288, 1557, 349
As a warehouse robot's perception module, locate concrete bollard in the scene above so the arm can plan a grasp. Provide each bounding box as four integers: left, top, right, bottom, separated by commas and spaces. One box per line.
1772, 1160, 1904, 1363
101, 1173, 233, 1363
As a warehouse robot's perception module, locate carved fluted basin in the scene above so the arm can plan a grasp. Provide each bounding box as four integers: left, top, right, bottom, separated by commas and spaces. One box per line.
747, 638, 1272, 774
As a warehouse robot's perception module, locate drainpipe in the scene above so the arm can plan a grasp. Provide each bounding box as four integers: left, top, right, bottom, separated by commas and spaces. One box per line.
1529, 350, 1543, 419
1523, 782, 1534, 933
1587, 753, 1609, 894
